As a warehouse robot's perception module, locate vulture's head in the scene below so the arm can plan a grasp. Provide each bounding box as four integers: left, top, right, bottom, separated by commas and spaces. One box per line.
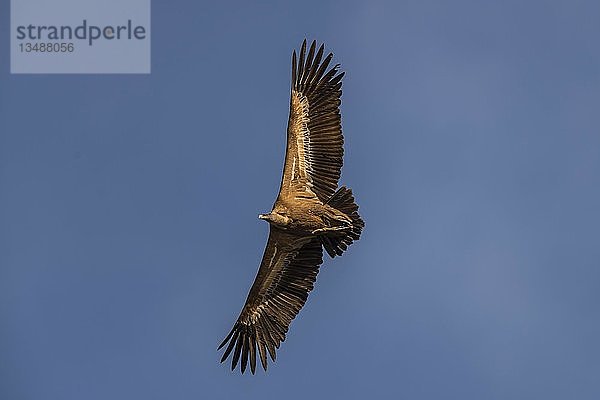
258, 212, 291, 227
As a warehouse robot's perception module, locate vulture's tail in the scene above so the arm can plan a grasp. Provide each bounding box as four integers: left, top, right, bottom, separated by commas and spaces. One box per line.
320, 186, 365, 258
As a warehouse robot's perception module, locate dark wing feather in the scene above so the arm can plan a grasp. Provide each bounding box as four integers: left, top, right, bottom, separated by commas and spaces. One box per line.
277, 39, 345, 203
218, 230, 324, 374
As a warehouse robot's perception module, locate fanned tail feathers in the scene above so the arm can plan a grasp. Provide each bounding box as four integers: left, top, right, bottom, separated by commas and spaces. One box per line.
321, 186, 364, 258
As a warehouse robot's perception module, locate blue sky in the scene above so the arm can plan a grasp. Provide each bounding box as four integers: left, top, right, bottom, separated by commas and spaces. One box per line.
1, 1, 599, 399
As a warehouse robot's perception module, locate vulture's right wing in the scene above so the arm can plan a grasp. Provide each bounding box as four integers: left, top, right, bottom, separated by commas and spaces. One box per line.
218, 229, 324, 374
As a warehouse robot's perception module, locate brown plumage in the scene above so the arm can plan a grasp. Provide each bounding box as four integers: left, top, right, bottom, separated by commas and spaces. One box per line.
218, 40, 364, 374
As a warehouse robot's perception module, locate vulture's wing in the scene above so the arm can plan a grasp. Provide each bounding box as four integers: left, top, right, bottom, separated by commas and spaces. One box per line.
277, 40, 345, 204
218, 229, 324, 374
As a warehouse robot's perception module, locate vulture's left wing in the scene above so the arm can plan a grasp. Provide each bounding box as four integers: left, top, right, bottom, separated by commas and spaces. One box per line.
276, 40, 345, 204
218, 229, 324, 374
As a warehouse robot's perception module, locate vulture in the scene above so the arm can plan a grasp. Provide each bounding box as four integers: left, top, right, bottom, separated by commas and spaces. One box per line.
218, 40, 364, 374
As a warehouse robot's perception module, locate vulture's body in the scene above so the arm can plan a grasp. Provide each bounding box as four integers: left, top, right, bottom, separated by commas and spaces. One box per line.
218, 40, 364, 374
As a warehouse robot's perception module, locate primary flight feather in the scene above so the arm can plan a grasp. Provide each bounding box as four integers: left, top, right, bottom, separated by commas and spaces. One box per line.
218, 39, 364, 374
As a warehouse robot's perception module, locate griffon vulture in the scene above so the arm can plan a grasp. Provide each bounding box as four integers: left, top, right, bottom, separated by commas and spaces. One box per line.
218, 40, 364, 374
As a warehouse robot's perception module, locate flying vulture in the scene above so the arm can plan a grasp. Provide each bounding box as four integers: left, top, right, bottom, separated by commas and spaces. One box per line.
218, 40, 364, 374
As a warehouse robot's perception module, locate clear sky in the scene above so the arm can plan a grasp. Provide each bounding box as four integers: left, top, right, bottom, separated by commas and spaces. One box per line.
1, 1, 599, 399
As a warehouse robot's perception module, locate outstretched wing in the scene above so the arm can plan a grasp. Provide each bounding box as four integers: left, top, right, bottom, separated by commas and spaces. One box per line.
218, 230, 324, 374
277, 40, 345, 204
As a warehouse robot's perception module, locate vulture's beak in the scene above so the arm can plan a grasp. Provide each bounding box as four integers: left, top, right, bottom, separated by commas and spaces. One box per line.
258, 213, 269, 220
